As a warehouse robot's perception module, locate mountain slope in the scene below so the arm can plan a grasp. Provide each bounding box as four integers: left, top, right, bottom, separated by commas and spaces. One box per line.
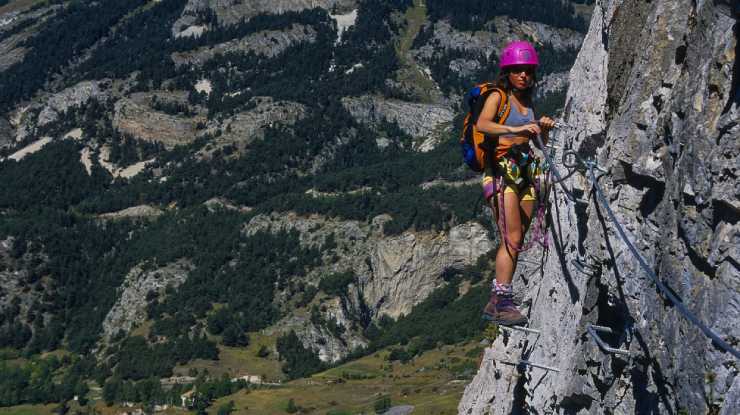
0, 0, 589, 412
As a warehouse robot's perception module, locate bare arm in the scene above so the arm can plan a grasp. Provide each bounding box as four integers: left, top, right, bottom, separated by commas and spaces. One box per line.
475, 92, 540, 137
537, 116, 556, 146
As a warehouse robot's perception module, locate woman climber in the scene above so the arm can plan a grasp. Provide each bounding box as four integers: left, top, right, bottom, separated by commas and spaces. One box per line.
477, 40, 555, 326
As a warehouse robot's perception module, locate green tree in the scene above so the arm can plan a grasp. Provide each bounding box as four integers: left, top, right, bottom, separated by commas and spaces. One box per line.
374, 395, 391, 413
286, 398, 298, 413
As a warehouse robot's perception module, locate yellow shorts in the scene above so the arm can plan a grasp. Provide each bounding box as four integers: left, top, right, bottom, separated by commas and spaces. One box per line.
503, 183, 536, 201
482, 175, 536, 202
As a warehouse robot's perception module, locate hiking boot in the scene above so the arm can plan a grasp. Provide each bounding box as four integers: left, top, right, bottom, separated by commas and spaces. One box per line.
482, 291, 528, 326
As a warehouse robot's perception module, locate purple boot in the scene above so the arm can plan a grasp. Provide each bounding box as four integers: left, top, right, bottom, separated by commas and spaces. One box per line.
482, 290, 528, 326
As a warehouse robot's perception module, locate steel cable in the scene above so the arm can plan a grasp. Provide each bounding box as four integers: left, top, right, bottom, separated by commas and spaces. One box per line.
584, 163, 740, 360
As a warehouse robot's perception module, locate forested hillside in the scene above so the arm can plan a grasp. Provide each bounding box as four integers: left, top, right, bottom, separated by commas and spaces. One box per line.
0, 0, 587, 413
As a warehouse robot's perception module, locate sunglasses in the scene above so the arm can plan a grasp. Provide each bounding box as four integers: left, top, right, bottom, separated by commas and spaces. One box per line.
508, 66, 535, 75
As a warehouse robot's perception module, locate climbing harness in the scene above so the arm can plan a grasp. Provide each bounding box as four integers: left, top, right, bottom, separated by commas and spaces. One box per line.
490, 144, 551, 253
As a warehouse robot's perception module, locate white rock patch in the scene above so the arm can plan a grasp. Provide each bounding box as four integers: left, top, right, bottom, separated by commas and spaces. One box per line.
344, 63, 363, 74
63, 128, 83, 140
195, 79, 212, 95
98, 145, 153, 179
8, 136, 53, 161
175, 24, 207, 39
118, 159, 154, 179
79, 147, 93, 175
330, 9, 357, 43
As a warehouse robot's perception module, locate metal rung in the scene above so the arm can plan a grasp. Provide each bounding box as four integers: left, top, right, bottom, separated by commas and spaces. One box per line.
587, 324, 631, 356
574, 198, 590, 206
499, 325, 541, 336
492, 355, 560, 372
518, 359, 561, 372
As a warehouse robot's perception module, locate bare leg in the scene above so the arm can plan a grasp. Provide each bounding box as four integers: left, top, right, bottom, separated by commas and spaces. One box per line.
493, 191, 525, 286
483, 188, 538, 326
520, 199, 536, 234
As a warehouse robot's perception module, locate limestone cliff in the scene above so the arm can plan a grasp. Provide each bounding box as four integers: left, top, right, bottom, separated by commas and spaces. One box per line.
459, 0, 739, 413
173, 0, 356, 29
101, 259, 194, 341
245, 212, 494, 362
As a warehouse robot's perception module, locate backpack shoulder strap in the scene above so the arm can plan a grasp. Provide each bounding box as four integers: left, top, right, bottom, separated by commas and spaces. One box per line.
472, 85, 510, 124
490, 87, 510, 124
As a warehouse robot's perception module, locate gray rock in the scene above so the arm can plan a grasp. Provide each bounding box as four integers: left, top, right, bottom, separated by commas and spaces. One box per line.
460, 0, 739, 413
0, 5, 58, 73
382, 405, 414, 415
98, 205, 164, 221
171, 24, 318, 67
38, 81, 110, 127
101, 259, 194, 342
245, 212, 494, 361
536, 71, 569, 101
173, 0, 356, 29
12, 80, 111, 143
341, 95, 454, 141
113, 96, 204, 149
197, 96, 307, 157
413, 17, 584, 63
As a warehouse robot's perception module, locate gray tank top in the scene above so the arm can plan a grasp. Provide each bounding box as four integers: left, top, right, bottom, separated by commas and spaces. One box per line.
500, 100, 535, 139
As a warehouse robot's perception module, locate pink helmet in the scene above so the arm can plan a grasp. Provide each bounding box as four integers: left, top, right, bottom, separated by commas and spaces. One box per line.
499, 40, 539, 69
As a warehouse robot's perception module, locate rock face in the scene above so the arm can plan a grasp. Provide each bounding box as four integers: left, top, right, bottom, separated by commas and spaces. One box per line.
459, 0, 739, 414
198, 97, 307, 156
14, 80, 111, 143
245, 212, 494, 361
0, 5, 58, 73
171, 24, 318, 67
341, 95, 454, 142
412, 18, 583, 62
112, 97, 204, 149
362, 222, 493, 320
173, 0, 356, 29
101, 259, 194, 341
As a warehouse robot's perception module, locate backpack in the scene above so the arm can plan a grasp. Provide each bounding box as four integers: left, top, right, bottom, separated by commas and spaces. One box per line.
459, 83, 510, 172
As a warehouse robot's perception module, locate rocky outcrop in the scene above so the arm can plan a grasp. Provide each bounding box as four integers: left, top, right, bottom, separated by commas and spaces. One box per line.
113, 97, 205, 149
0, 5, 58, 73
491, 16, 584, 52
245, 212, 494, 361
13, 80, 111, 143
101, 259, 194, 341
171, 24, 318, 67
270, 296, 366, 363
412, 20, 498, 62
413, 18, 584, 63
460, 0, 739, 414
98, 205, 164, 221
535, 71, 569, 100
173, 0, 356, 29
362, 222, 493, 319
341, 95, 454, 141
0, 31, 28, 73
197, 96, 307, 157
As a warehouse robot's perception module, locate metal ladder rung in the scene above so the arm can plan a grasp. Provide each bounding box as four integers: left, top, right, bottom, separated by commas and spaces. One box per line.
587, 324, 631, 356
498, 325, 541, 336
490, 353, 560, 372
